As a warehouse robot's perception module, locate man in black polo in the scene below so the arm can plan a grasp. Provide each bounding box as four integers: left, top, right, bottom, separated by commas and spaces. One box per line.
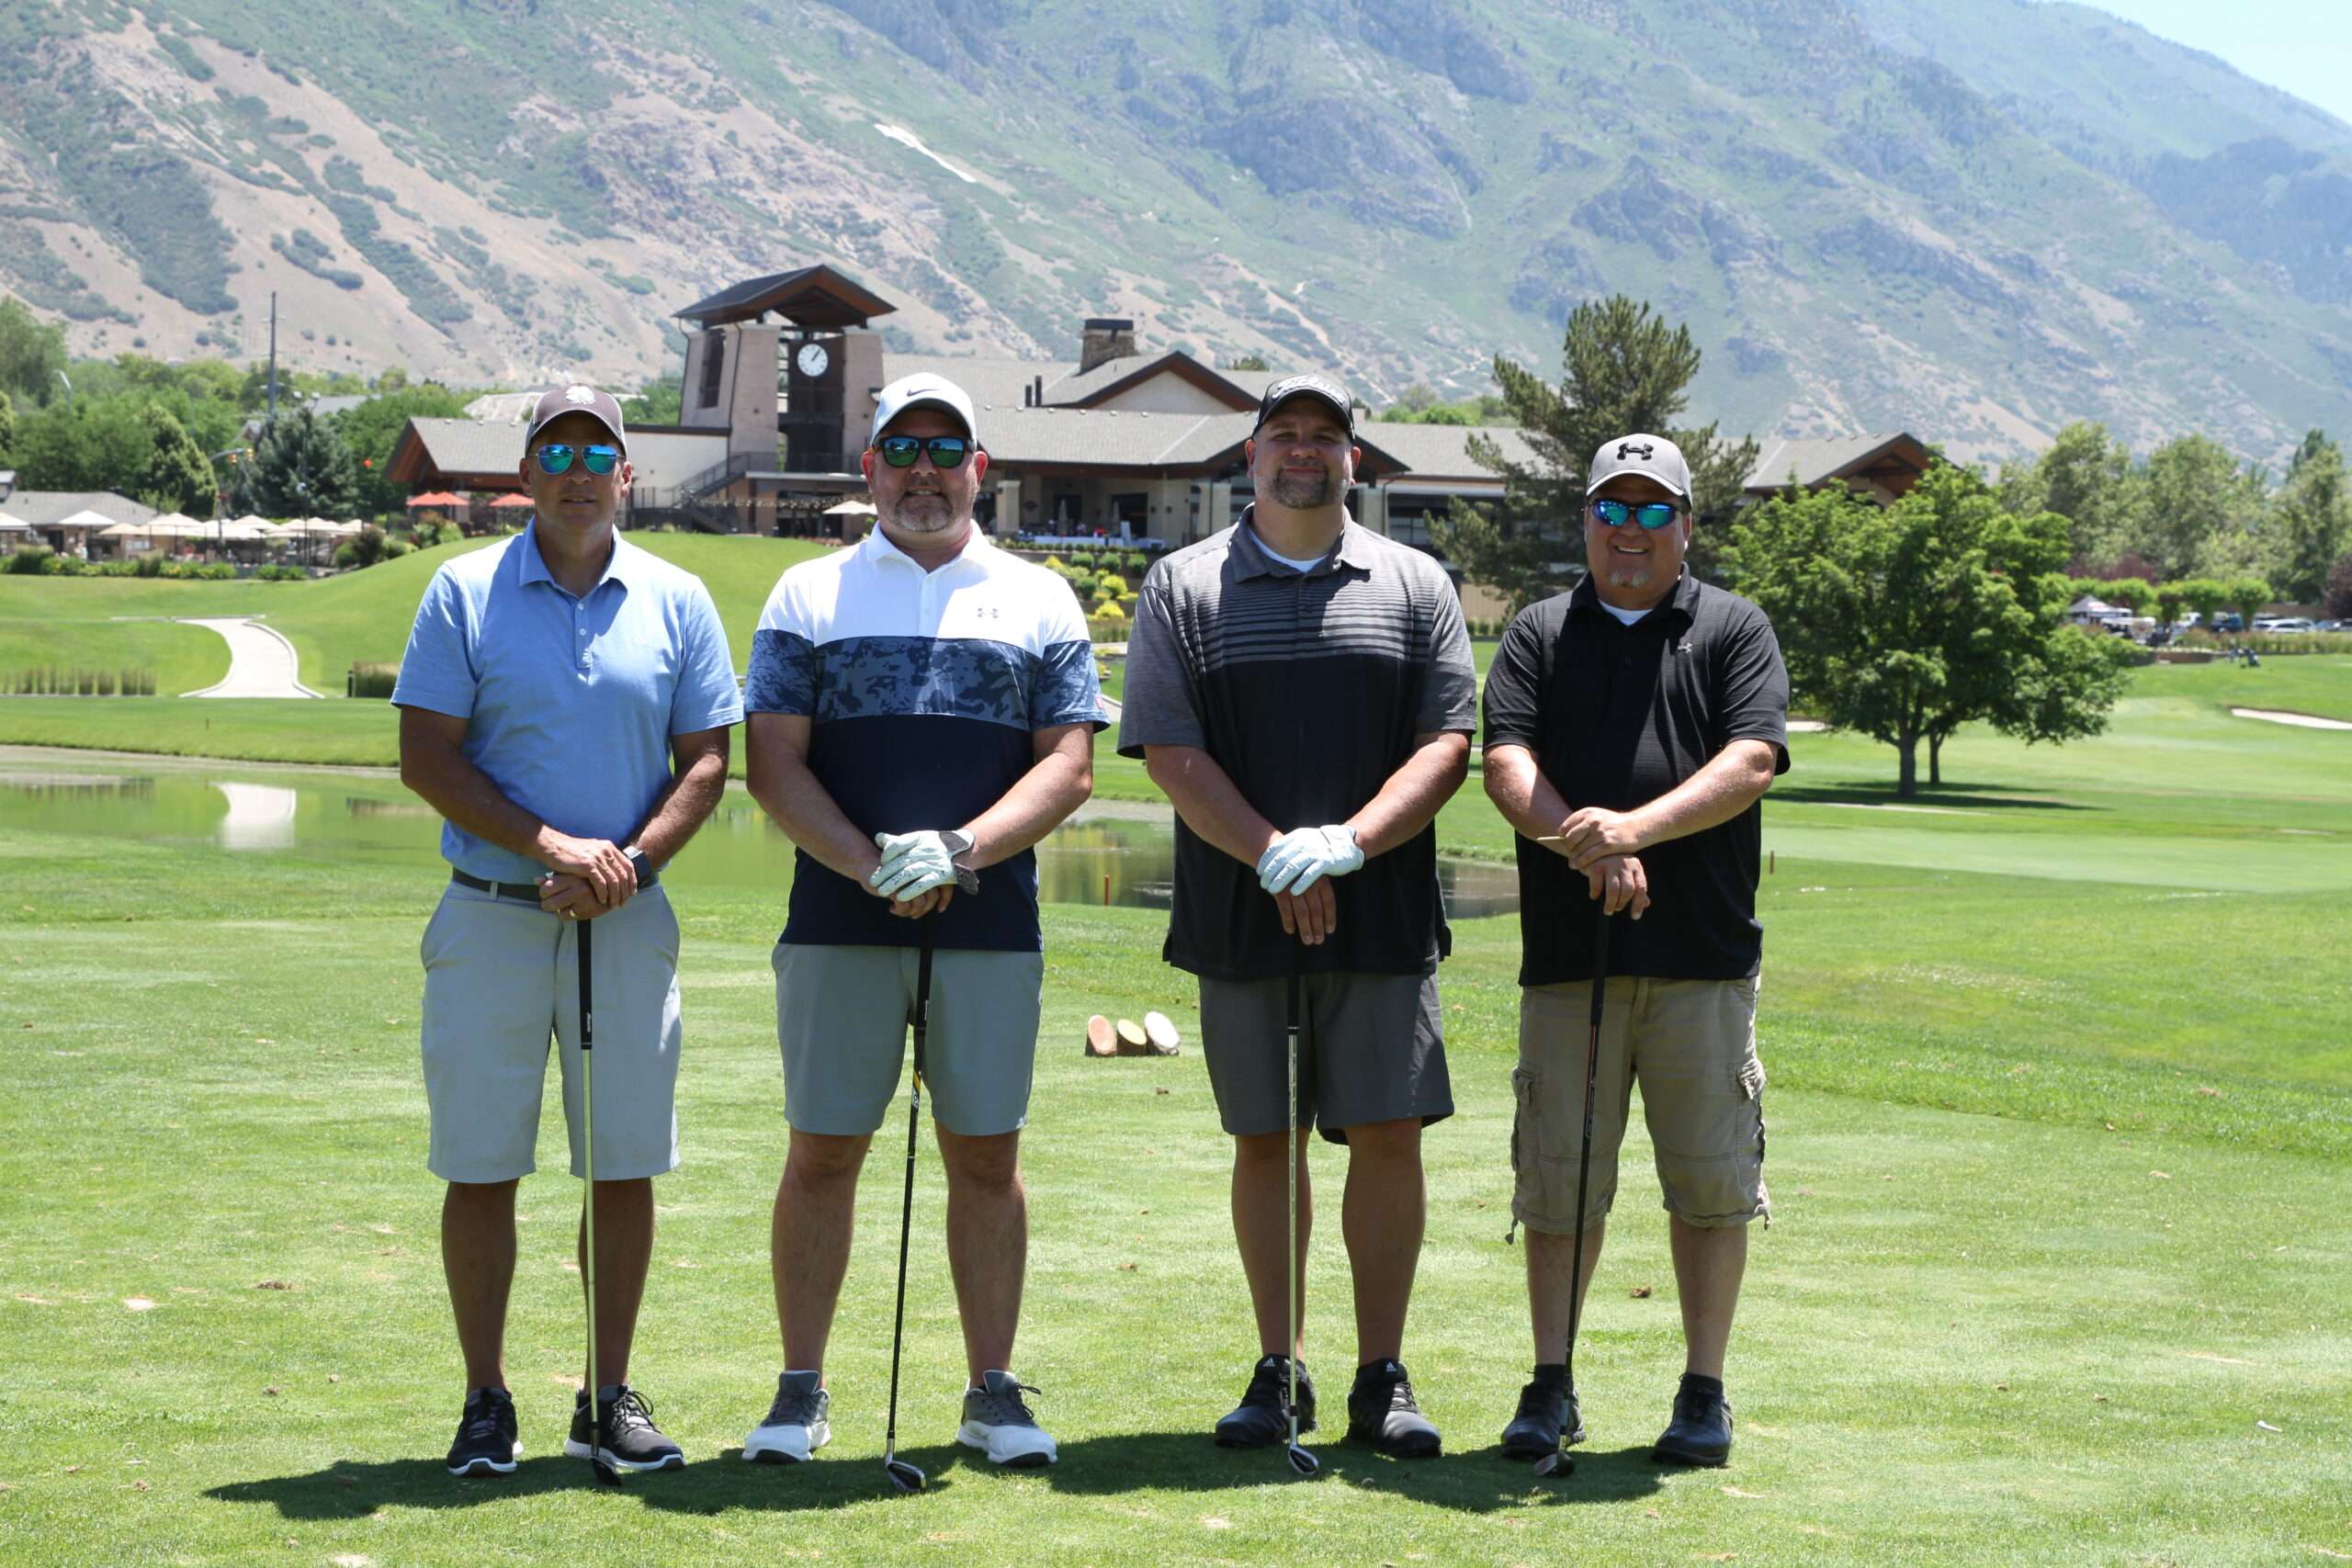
1480, 433, 1789, 1469
1120, 374, 1478, 1459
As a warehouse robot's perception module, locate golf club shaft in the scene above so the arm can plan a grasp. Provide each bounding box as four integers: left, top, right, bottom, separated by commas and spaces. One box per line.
1564, 911, 1610, 1382
1285, 968, 1301, 1445
579, 918, 601, 1467
883, 922, 933, 1461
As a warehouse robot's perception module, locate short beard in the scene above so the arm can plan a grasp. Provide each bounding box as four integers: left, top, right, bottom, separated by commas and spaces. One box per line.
1269, 469, 1337, 509
885, 491, 963, 534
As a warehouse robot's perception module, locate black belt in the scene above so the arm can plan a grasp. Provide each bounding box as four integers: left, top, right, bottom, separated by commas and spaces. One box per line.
451, 869, 544, 904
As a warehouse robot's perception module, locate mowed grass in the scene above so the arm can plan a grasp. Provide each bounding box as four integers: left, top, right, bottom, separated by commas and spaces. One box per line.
5, 827, 2352, 1561
0, 532, 831, 694
0, 615, 231, 695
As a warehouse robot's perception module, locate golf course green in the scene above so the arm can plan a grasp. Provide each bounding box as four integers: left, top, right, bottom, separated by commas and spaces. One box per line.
1, 544, 2346, 1564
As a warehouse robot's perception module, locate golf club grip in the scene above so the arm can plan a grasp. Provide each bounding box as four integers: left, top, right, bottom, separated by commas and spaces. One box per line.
578, 918, 594, 1051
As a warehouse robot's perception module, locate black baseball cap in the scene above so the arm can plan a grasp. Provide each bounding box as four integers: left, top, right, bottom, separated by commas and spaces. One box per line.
1253, 373, 1355, 437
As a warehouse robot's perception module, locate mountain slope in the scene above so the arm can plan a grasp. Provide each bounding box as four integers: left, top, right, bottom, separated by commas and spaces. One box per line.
3, 0, 2349, 466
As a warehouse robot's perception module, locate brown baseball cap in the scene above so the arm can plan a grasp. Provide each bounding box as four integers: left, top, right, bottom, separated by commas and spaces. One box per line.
523, 383, 629, 456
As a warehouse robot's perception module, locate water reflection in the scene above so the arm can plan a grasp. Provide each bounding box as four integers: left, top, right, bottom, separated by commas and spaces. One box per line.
0, 760, 1521, 917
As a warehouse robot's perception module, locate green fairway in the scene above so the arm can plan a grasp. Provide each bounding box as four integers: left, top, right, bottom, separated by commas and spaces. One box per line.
3, 663, 2350, 1563
0, 615, 232, 696
0, 531, 831, 694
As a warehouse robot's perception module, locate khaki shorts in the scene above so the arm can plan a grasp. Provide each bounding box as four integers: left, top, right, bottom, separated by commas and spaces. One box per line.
1511, 975, 1769, 1233
773, 943, 1044, 1137
421, 880, 684, 1185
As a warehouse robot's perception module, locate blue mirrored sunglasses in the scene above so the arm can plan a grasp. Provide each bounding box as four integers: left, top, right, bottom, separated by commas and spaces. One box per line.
534, 444, 620, 477
1590, 497, 1682, 530
876, 434, 971, 469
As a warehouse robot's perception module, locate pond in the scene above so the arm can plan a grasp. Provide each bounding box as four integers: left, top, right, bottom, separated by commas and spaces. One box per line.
0, 752, 1523, 918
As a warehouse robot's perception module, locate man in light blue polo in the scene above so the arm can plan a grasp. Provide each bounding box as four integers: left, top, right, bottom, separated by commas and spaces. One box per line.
740, 372, 1104, 1470
392, 383, 742, 1479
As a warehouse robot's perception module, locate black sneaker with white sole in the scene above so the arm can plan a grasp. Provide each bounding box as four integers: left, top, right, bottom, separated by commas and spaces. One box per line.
1213, 1355, 1317, 1449
1347, 1359, 1442, 1459
446, 1386, 520, 1477
567, 1384, 685, 1472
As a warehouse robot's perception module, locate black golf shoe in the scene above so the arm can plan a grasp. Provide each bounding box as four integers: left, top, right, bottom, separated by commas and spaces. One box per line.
1346, 1359, 1442, 1459
1499, 1366, 1585, 1459
1652, 1373, 1734, 1467
446, 1386, 520, 1476
568, 1384, 685, 1472
1214, 1354, 1317, 1448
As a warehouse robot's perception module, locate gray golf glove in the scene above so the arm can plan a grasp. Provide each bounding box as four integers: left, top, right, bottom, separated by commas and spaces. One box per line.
870, 829, 977, 900
1256, 824, 1364, 896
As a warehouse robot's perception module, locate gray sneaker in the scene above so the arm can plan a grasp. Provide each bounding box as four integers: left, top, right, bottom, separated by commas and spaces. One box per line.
744, 1371, 831, 1463
956, 1370, 1057, 1467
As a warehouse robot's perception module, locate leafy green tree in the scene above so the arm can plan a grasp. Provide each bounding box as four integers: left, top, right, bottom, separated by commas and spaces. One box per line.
629, 376, 683, 426
1219, 354, 1271, 372
1433, 295, 1757, 611
2097, 577, 2156, 612
2270, 430, 2351, 603
1726, 462, 2129, 796
333, 384, 471, 513
11, 395, 152, 492
2140, 434, 2258, 581
2226, 574, 2273, 627
1999, 421, 2143, 568
250, 408, 360, 518
135, 406, 216, 516
2175, 578, 2231, 628
2154, 581, 2188, 626
0, 387, 16, 465
0, 298, 69, 406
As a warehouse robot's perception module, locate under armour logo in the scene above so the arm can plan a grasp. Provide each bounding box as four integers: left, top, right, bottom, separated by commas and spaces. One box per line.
1617, 441, 1655, 460
564, 385, 597, 405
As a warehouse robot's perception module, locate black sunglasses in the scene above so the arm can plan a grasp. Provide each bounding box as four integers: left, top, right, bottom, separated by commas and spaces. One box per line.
1589, 497, 1682, 530
876, 434, 972, 469
534, 444, 620, 477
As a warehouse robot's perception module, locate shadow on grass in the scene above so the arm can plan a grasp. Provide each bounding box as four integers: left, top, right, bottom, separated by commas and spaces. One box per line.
1770, 780, 2094, 813
1035, 1433, 1669, 1511
207, 1439, 1669, 1517
204, 1442, 970, 1518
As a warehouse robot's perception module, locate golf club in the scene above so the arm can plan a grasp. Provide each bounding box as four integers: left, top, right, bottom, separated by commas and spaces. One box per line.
577, 918, 619, 1487
1283, 970, 1318, 1479
1532, 909, 1613, 1479
880, 920, 934, 1495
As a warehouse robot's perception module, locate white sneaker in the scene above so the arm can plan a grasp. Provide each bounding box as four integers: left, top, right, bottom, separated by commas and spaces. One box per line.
745, 1371, 831, 1463
956, 1370, 1057, 1467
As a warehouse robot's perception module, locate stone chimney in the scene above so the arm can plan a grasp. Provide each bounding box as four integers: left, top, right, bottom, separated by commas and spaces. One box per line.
1079, 317, 1137, 375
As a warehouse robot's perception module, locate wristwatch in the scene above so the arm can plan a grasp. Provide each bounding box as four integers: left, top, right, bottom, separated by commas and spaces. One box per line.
940, 829, 981, 896
624, 846, 659, 888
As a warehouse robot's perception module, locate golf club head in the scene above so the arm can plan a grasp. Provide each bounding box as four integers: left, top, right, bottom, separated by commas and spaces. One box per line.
883, 1455, 927, 1494
1285, 1441, 1319, 1477
1531, 1449, 1574, 1479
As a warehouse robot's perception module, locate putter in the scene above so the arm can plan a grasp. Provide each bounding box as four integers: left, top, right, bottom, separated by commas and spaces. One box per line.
577, 918, 619, 1487
880, 920, 934, 1495
1533, 910, 1613, 1480
1282, 970, 1319, 1479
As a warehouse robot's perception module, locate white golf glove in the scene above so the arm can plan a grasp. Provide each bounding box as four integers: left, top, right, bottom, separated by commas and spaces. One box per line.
1256, 824, 1364, 896
869, 829, 975, 901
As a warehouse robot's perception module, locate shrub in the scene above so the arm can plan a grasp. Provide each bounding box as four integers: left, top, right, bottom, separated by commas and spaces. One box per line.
348, 660, 401, 698
1121, 551, 1148, 574
6, 548, 51, 575
1092, 599, 1128, 624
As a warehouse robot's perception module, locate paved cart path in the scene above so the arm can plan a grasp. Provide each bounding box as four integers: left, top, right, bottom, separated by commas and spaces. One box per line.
179, 618, 322, 699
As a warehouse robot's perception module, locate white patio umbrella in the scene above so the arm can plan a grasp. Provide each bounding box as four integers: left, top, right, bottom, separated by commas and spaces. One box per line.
823, 499, 879, 516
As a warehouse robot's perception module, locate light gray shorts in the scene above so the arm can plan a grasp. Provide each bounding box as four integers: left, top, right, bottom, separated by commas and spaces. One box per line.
1196, 970, 1452, 1144
773, 942, 1044, 1137
420, 880, 684, 1185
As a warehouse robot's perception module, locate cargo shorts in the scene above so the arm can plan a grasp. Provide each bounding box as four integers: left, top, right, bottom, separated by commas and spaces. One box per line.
1510, 974, 1769, 1233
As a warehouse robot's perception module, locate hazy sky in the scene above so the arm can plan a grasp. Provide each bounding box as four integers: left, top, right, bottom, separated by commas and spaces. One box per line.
2078, 0, 2352, 127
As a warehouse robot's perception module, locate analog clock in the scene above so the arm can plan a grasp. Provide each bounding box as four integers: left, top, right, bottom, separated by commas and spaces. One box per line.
797, 342, 831, 378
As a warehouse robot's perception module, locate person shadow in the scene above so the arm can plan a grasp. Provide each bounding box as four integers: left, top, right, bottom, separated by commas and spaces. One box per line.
208, 1438, 1668, 1517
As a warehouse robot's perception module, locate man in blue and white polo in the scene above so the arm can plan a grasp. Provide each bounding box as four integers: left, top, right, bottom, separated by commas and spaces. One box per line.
393, 385, 743, 1477
741, 373, 1104, 1470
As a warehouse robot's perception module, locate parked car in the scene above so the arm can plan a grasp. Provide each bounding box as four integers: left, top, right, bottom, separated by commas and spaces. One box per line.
2211, 613, 2245, 633
2266, 617, 2317, 633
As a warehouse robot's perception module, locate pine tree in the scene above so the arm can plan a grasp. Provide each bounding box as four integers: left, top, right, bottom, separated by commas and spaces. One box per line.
250, 406, 360, 517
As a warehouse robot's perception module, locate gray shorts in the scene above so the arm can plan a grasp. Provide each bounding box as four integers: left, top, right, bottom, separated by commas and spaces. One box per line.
773, 942, 1044, 1137
1197, 970, 1452, 1144
420, 880, 684, 1185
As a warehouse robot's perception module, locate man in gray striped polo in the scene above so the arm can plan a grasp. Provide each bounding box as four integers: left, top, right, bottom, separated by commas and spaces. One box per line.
1119, 373, 1479, 1459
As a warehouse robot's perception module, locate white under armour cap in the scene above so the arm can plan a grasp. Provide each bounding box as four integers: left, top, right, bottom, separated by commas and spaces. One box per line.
869, 373, 978, 449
